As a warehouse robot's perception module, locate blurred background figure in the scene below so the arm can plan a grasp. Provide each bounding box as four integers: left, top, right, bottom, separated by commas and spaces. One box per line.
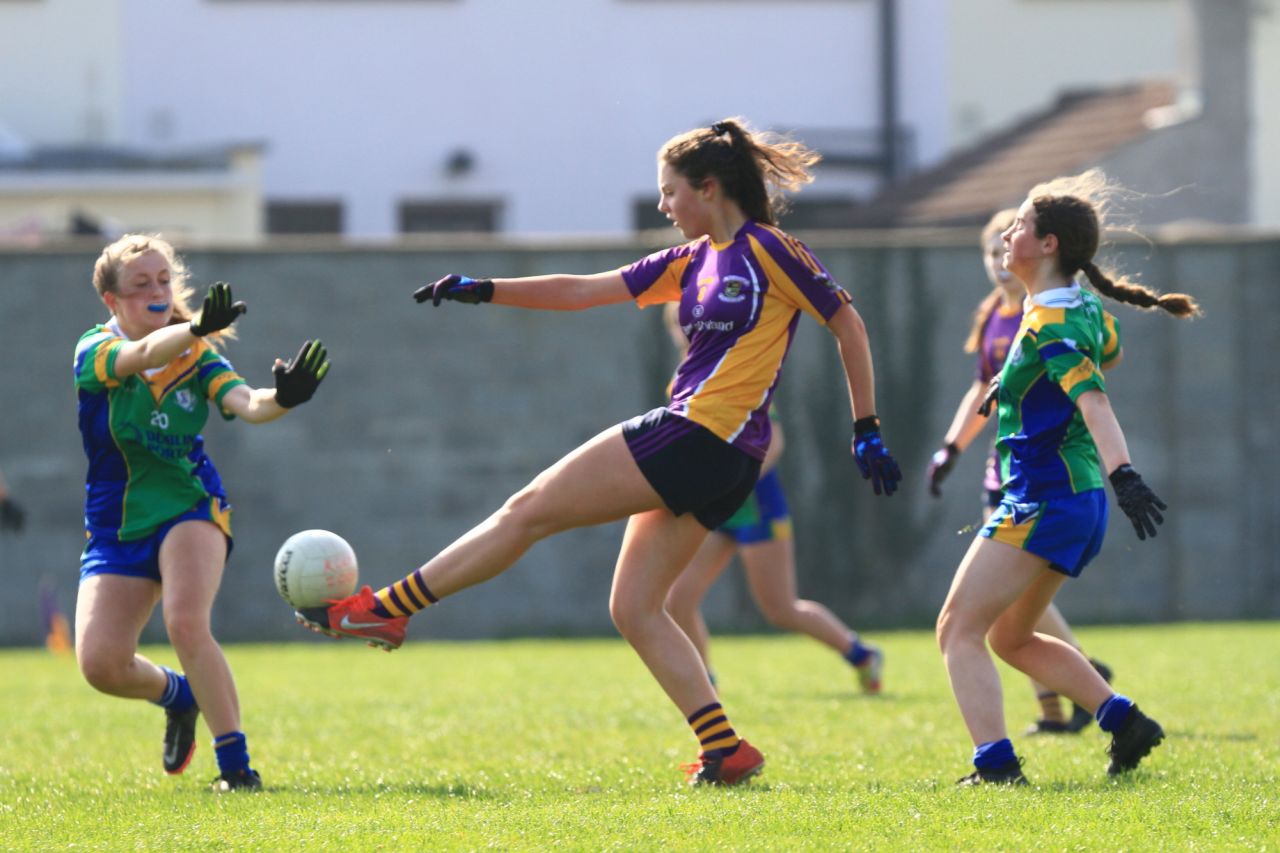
0, 464, 25, 534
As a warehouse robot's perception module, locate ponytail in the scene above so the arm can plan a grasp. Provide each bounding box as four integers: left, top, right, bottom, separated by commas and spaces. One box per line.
1079, 261, 1201, 319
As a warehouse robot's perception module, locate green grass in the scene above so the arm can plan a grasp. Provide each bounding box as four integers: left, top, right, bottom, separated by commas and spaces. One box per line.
1, 623, 1277, 851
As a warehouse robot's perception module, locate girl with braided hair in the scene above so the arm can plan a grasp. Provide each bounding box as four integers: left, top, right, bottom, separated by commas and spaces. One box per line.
935, 171, 1198, 786
296, 117, 902, 785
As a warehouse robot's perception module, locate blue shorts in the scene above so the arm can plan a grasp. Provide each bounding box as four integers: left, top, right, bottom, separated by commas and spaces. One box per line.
80, 496, 233, 583
717, 468, 792, 545
622, 408, 761, 531
979, 489, 1107, 577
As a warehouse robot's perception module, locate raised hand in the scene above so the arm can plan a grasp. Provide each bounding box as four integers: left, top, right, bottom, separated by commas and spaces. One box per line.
189, 282, 247, 337
926, 443, 960, 497
413, 275, 494, 307
273, 340, 331, 409
851, 416, 902, 497
1109, 464, 1167, 540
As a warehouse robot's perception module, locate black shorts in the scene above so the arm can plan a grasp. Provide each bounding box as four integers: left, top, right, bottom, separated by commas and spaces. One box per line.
622, 408, 761, 531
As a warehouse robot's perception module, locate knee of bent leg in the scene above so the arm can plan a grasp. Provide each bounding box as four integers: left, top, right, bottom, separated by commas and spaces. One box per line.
758, 598, 800, 631
498, 484, 558, 541
163, 609, 213, 653
78, 646, 130, 693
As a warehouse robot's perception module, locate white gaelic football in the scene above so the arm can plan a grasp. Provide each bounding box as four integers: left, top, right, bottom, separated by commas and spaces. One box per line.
273, 529, 358, 609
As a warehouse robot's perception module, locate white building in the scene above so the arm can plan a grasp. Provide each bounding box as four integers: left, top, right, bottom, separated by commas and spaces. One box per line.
4, 0, 1266, 240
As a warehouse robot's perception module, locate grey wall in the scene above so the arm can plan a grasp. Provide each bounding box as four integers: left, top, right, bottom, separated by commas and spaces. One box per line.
1, 231, 1276, 646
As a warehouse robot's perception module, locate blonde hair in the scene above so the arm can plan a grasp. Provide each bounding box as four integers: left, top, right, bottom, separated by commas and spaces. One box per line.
92, 234, 235, 345
964, 208, 1019, 353
1027, 170, 1199, 318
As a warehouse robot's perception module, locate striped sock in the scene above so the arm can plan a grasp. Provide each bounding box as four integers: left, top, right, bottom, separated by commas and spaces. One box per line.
213, 731, 251, 775
687, 702, 740, 759
151, 666, 196, 713
370, 569, 438, 618
1037, 691, 1067, 724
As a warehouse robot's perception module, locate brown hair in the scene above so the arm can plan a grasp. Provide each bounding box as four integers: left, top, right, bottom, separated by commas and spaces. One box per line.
1028, 170, 1200, 318
964, 208, 1019, 353
659, 117, 820, 225
92, 234, 233, 346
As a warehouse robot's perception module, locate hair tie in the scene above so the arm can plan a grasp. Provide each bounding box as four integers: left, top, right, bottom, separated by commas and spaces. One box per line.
710, 122, 729, 136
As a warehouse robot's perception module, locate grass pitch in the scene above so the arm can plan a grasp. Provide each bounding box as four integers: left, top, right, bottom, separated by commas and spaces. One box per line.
1, 622, 1277, 850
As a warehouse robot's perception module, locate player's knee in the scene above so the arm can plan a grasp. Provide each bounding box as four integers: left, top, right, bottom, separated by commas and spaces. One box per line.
759, 600, 799, 630
163, 611, 213, 652
498, 486, 558, 542
987, 623, 1029, 662
78, 649, 129, 693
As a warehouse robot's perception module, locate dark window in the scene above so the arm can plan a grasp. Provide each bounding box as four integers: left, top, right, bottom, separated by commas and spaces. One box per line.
632, 198, 672, 232
778, 198, 860, 230
266, 201, 343, 235
399, 200, 500, 233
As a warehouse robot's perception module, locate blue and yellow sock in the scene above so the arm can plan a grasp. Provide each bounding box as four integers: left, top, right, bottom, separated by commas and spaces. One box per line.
151, 666, 196, 713
973, 738, 1017, 770
1095, 694, 1135, 733
688, 702, 739, 759
844, 638, 872, 667
214, 731, 251, 776
370, 569, 438, 618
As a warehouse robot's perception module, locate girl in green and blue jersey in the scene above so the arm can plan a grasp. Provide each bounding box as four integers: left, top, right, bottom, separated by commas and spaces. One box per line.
935, 172, 1200, 786
73, 235, 329, 791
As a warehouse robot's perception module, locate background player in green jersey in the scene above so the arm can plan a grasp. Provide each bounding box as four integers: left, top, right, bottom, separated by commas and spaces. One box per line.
934, 171, 1199, 786
73, 235, 329, 791
927, 209, 1115, 735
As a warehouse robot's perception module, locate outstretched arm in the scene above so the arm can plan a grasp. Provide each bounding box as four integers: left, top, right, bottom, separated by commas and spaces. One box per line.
416, 272, 633, 312
828, 304, 901, 496
926, 378, 995, 497
1077, 389, 1167, 540
219, 385, 286, 424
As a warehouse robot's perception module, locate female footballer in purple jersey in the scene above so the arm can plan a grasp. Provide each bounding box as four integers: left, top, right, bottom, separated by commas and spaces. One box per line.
659, 303, 886, 694
927, 209, 1116, 736
297, 117, 902, 786
74, 235, 329, 791
935, 171, 1198, 786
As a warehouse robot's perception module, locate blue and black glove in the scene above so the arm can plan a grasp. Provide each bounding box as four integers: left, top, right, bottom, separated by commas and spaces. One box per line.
274, 340, 331, 409
189, 282, 246, 337
852, 416, 902, 497
926, 442, 961, 497
1109, 464, 1166, 540
413, 275, 494, 307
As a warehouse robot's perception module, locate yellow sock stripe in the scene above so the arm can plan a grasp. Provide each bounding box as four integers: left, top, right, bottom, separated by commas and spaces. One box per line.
688, 708, 725, 731
701, 733, 740, 752
697, 721, 735, 744
377, 588, 409, 617
407, 572, 437, 605
394, 579, 427, 612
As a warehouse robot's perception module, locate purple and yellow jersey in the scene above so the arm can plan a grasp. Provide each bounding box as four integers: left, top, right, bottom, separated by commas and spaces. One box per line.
622, 221, 852, 459
976, 302, 1024, 383
993, 285, 1121, 501
73, 322, 245, 541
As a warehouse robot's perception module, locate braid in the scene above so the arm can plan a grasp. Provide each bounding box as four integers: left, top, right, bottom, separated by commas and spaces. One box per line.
1080, 261, 1201, 319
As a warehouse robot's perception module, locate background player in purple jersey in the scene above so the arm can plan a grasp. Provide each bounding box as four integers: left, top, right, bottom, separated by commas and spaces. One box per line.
74, 235, 329, 791
935, 171, 1198, 786
659, 303, 886, 694
297, 117, 902, 786
927, 210, 1114, 735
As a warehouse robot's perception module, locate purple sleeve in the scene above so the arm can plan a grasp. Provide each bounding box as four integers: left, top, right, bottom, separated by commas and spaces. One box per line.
620, 243, 697, 307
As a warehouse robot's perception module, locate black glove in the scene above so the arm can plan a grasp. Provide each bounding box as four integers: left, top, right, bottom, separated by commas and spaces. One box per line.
0, 497, 24, 533
413, 275, 494, 307
1109, 464, 1166, 541
926, 443, 960, 497
274, 340, 331, 409
977, 378, 1000, 418
851, 416, 902, 497
188, 282, 247, 337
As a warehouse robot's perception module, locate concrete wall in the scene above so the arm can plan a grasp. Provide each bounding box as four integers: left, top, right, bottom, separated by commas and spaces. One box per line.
0, 231, 1276, 646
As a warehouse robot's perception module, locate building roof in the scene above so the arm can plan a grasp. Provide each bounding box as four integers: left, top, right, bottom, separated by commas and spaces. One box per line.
852, 81, 1177, 228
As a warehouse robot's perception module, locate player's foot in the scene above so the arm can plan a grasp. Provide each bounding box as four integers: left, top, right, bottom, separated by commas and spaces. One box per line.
683, 739, 765, 786
163, 703, 200, 775
1069, 658, 1114, 733
294, 585, 407, 651
1025, 718, 1073, 736
210, 768, 262, 792
956, 758, 1029, 787
854, 644, 884, 694
1105, 705, 1164, 775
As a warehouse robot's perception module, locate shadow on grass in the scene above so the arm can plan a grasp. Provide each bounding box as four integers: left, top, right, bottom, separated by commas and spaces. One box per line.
268, 781, 504, 799
1162, 729, 1257, 742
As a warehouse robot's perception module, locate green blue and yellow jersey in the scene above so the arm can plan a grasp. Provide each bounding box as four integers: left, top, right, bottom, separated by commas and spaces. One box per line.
993, 284, 1121, 502
73, 321, 245, 541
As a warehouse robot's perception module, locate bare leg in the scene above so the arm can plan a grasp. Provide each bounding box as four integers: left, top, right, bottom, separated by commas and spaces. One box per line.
416, 427, 668, 598
610, 510, 719, 715
664, 532, 737, 669
1027, 602, 1082, 709
159, 520, 240, 737
740, 538, 855, 655
75, 574, 167, 699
